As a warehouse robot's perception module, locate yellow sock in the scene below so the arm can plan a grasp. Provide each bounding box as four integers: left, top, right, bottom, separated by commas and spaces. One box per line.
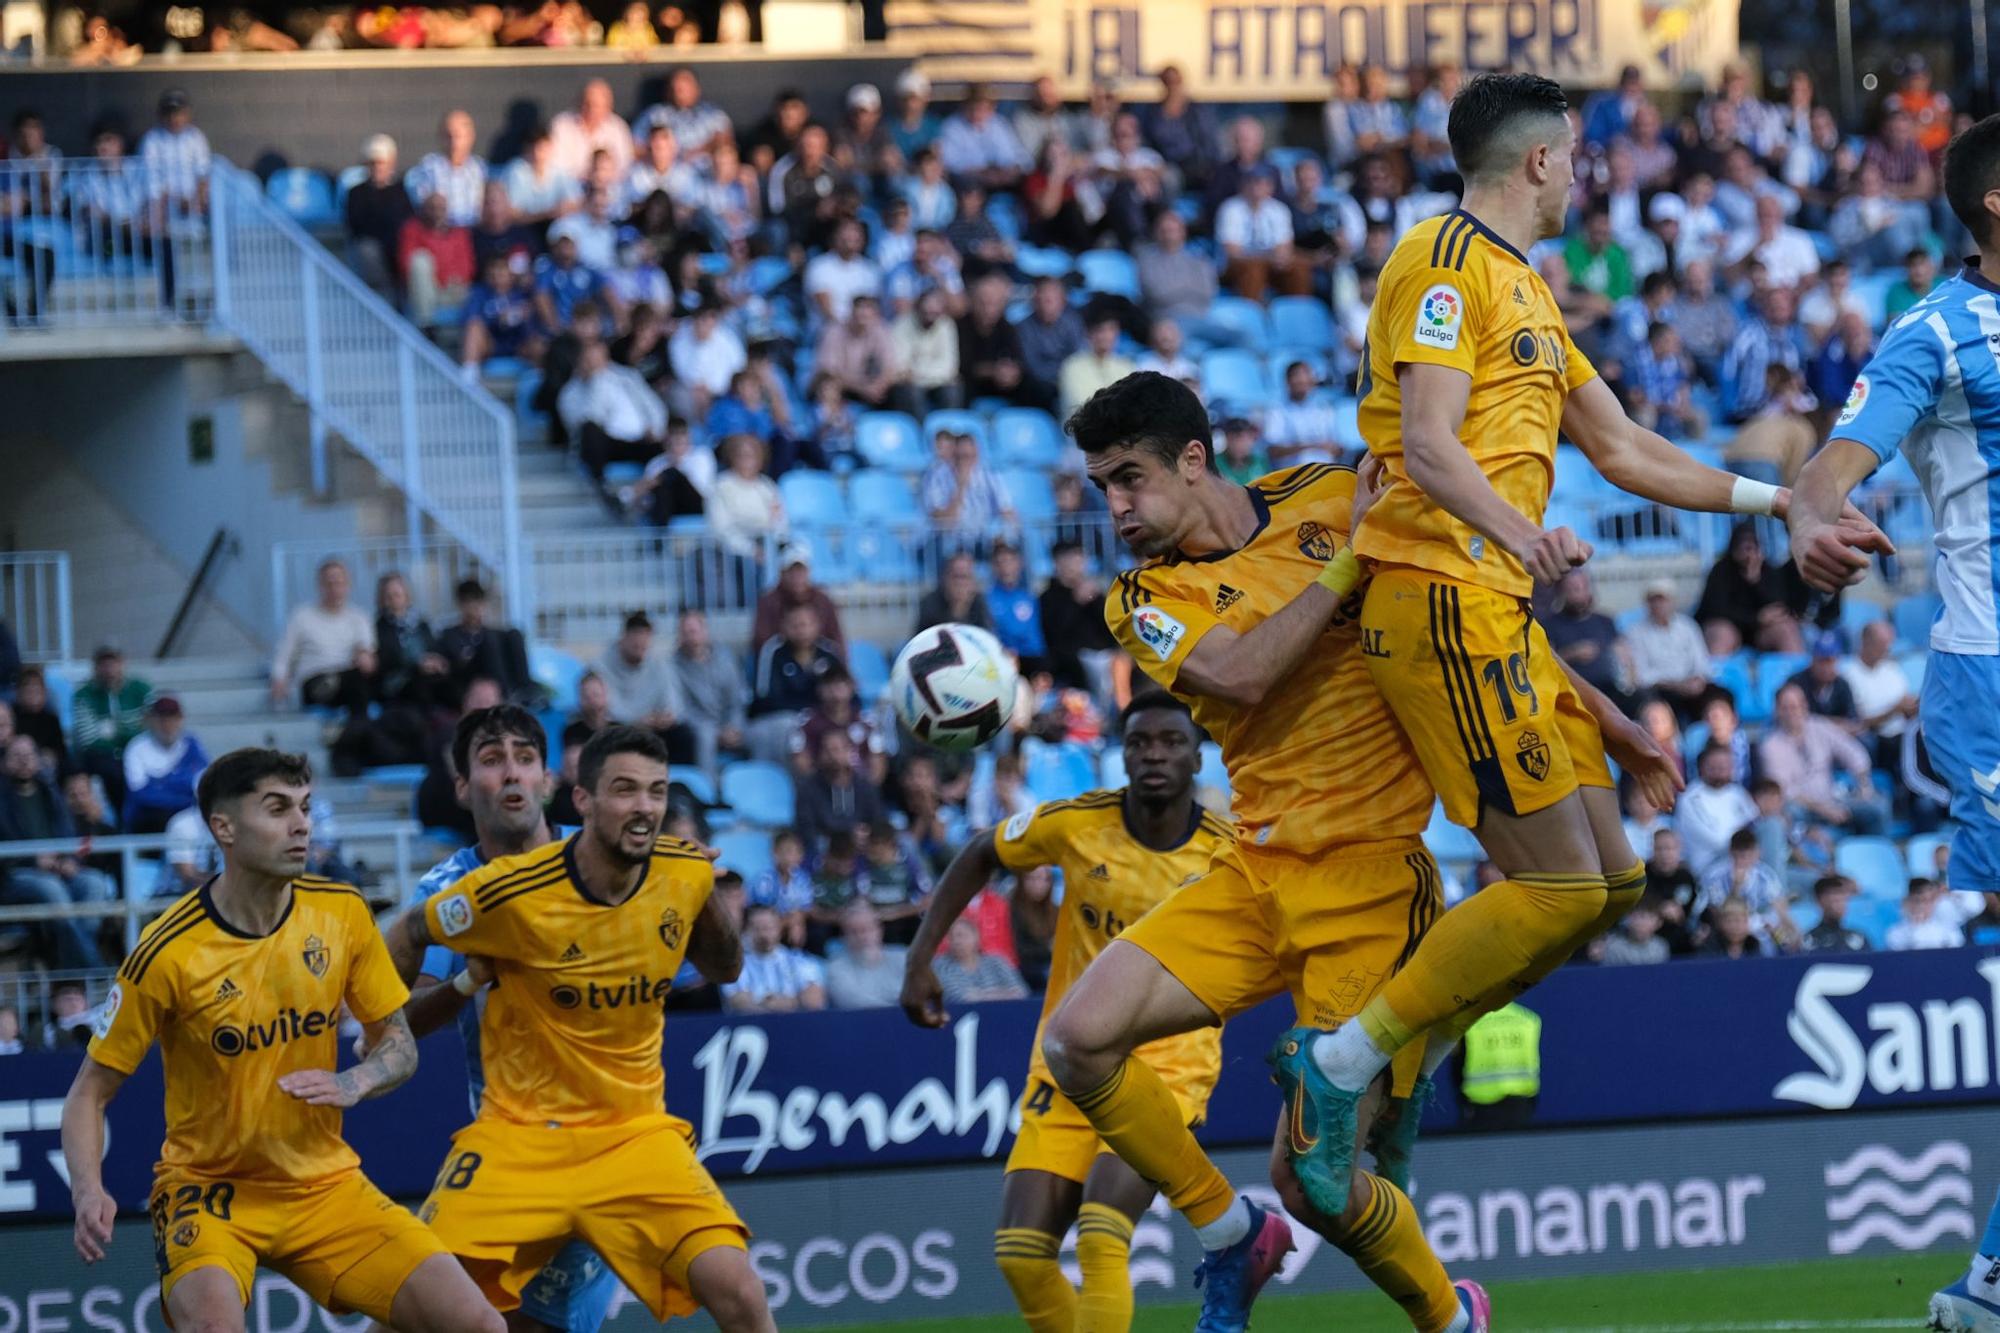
1339, 1172, 1462, 1333
1359, 872, 1608, 1052
1071, 1059, 1237, 1229
994, 1228, 1076, 1333
1074, 1202, 1136, 1333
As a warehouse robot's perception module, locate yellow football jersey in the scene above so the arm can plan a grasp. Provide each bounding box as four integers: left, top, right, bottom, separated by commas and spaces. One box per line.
423, 834, 712, 1127
994, 789, 1233, 1093
88, 876, 410, 1185
1356, 209, 1599, 597
1107, 464, 1435, 853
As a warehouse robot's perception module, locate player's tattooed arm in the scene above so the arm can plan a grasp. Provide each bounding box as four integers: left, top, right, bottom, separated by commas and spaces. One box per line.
902, 832, 1007, 1027
387, 906, 436, 986
403, 969, 473, 1039
62, 1056, 127, 1263
686, 893, 744, 986
280, 1009, 418, 1107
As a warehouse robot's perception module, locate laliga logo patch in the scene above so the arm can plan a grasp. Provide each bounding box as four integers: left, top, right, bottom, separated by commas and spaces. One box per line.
436, 893, 474, 937
93, 982, 123, 1039
1001, 810, 1032, 842
1415, 284, 1463, 350
1837, 375, 1869, 427
1132, 606, 1186, 662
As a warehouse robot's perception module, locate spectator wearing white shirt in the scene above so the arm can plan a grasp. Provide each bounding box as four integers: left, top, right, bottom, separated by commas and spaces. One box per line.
407, 109, 488, 227
1886, 877, 1969, 951
1697, 826, 1796, 948
724, 904, 827, 1011
558, 340, 668, 487
625, 124, 697, 215
271, 559, 377, 713
1216, 166, 1309, 301
549, 78, 634, 181
936, 84, 1032, 191
546, 184, 620, 271
709, 435, 789, 560
1262, 361, 1345, 466
1679, 743, 1759, 880
1798, 259, 1869, 343
1732, 193, 1819, 291
138, 89, 210, 209
667, 302, 747, 418
892, 287, 963, 415
1841, 620, 1919, 769
1135, 316, 1200, 392
1628, 580, 1713, 719
637, 70, 733, 161
1058, 310, 1136, 422
803, 217, 883, 323
826, 900, 909, 1009
504, 128, 584, 226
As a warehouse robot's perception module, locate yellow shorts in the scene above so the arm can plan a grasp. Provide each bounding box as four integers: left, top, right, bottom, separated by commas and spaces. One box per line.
420, 1113, 748, 1322
1361, 566, 1614, 827
148, 1169, 443, 1322
1007, 1044, 1216, 1184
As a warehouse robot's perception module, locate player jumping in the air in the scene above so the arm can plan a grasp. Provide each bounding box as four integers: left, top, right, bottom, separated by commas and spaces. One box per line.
1784, 112, 2000, 1333
1289, 72, 1890, 1218
387, 725, 775, 1331
61, 748, 501, 1333
902, 692, 1235, 1333
1036, 371, 1674, 1332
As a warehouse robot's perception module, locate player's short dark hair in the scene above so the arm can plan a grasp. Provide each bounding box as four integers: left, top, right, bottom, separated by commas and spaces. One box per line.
576, 724, 670, 793
1448, 73, 1570, 182
452, 704, 548, 777
197, 748, 312, 818
1945, 114, 2000, 249
1120, 691, 1196, 733
1065, 371, 1216, 473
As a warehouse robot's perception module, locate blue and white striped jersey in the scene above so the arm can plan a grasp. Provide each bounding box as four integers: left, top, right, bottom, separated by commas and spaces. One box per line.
1833, 267, 2000, 654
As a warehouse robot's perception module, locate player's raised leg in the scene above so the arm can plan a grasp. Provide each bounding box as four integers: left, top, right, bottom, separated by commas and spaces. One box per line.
993, 1170, 1084, 1332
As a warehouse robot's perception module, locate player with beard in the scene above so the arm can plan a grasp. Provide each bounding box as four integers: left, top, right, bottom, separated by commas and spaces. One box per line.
387, 726, 773, 1331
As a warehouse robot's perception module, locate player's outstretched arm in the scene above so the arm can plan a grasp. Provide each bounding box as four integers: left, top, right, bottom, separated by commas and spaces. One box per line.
686, 892, 745, 986
1553, 656, 1685, 814
1401, 363, 1590, 582
279, 1009, 418, 1108
1788, 438, 1890, 592
901, 831, 1007, 1028
61, 1056, 126, 1263
387, 906, 435, 986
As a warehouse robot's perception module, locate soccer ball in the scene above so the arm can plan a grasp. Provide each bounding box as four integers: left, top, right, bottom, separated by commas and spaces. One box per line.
889, 623, 1018, 752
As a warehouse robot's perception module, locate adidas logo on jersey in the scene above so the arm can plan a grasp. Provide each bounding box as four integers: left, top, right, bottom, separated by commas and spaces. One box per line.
559, 941, 586, 963
1512, 284, 1527, 305
215, 978, 242, 1003
1087, 864, 1111, 881
1214, 584, 1244, 613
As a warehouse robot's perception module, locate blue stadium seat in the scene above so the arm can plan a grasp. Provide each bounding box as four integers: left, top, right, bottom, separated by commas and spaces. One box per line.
847, 639, 892, 699
1900, 650, 1928, 691
1205, 296, 1271, 351
845, 524, 922, 581
1846, 896, 1901, 949
527, 644, 586, 713
1015, 246, 1076, 278
720, 761, 796, 827
1078, 250, 1140, 299
669, 766, 718, 805
1906, 831, 1949, 878
1268, 296, 1335, 349
1839, 599, 1886, 639
1329, 397, 1362, 451
266, 168, 339, 228
1551, 445, 1611, 502
1893, 593, 1942, 649
991, 408, 1064, 468
45, 669, 74, 733
1749, 652, 1810, 723
1852, 270, 1898, 330
923, 410, 991, 456
848, 469, 921, 523
1836, 836, 1908, 901
713, 828, 774, 878
750, 255, 795, 294
856, 412, 928, 472
1001, 469, 1056, 521
1099, 747, 1129, 789
1023, 739, 1098, 803
1711, 652, 1754, 712
1200, 349, 1269, 408
779, 470, 847, 529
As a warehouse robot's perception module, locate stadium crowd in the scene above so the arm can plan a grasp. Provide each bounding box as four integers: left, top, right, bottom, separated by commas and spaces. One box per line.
0, 50, 1992, 1043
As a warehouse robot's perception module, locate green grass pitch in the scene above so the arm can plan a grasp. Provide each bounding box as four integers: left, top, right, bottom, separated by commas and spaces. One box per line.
850, 1252, 1954, 1331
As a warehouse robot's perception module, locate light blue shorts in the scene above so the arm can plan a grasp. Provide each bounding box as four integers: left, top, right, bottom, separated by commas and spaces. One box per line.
1921, 650, 2000, 892
518, 1239, 621, 1333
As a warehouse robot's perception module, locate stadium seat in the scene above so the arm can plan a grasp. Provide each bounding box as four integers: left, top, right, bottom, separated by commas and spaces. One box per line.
1022, 738, 1097, 802
749, 255, 794, 294
923, 409, 991, 456
1099, 748, 1128, 788
1900, 650, 1928, 691
1749, 652, 1810, 723
1001, 468, 1056, 521
845, 524, 921, 582
265, 168, 339, 229
720, 761, 796, 827
847, 639, 892, 699
1846, 896, 1901, 949
848, 469, 921, 523
1711, 653, 1754, 714
1268, 296, 1335, 349
779, 470, 847, 529
1906, 831, 1949, 878
856, 412, 928, 472
1835, 836, 1907, 901
602, 461, 644, 487
990, 408, 1064, 468
712, 827, 774, 878
1893, 593, 1942, 649
527, 644, 585, 713
669, 766, 718, 805
1015, 245, 1075, 278
1200, 349, 1269, 408
1839, 599, 1886, 639
1205, 296, 1271, 351
1078, 250, 1140, 299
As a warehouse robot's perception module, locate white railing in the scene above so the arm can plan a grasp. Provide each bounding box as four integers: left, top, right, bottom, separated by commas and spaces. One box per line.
0, 550, 72, 663
207, 160, 527, 623
0, 158, 211, 333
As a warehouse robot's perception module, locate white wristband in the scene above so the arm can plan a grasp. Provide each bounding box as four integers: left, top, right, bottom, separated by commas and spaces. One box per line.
452, 969, 480, 996
1729, 476, 1780, 515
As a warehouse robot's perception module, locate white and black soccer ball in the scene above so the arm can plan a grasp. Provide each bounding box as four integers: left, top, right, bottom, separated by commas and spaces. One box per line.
890, 622, 1018, 752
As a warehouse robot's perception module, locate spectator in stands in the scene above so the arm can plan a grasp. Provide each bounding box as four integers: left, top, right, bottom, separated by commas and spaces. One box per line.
1262, 361, 1345, 466
827, 900, 907, 1008
671, 609, 747, 774
459, 252, 544, 374
1093, 111, 1170, 247
750, 603, 843, 759
0, 731, 114, 901
724, 904, 827, 1012
915, 551, 998, 635
795, 728, 887, 854
1843, 620, 1917, 767
923, 433, 1015, 555
775, 123, 849, 252
565, 671, 613, 745
987, 540, 1047, 678
892, 287, 962, 415
1133, 63, 1213, 187
899, 145, 957, 233
372, 572, 450, 710
1887, 877, 1967, 951
937, 84, 1031, 192
1059, 310, 1136, 422
1014, 276, 1084, 413
1697, 523, 1801, 653
886, 68, 940, 156
1723, 285, 1811, 428
885, 227, 966, 318
1205, 114, 1278, 222
748, 828, 814, 946
1885, 247, 1939, 321
1564, 203, 1635, 304
470, 181, 538, 273
407, 109, 487, 227
72, 647, 148, 807
625, 124, 694, 217
1699, 825, 1794, 947
557, 338, 667, 489
1628, 580, 1712, 719
858, 821, 932, 942
1762, 683, 1886, 836
1599, 897, 1669, 965
752, 545, 845, 659
1732, 193, 1819, 292
0, 1006, 18, 1056
708, 434, 788, 562
1023, 139, 1101, 252
1136, 210, 1218, 333
1673, 258, 1737, 383
1701, 896, 1762, 959
1218, 165, 1308, 301
345, 133, 413, 296
1135, 316, 1199, 392
836, 83, 901, 190
1802, 874, 1869, 953
1627, 322, 1705, 439
1644, 828, 1701, 954
626, 414, 710, 525
5, 676, 53, 771
1012, 75, 1077, 164
549, 184, 622, 273
1214, 417, 1267, 485
595, 611, 696, 765
803, 217, 881, 325
1037, 539, 1115, 695
397, 191, 475, 327
1680, 742, 1758, 881
636, 69, 731, 163
816, 294, 903, 410
273, 559, 376, 713
1808, 312, 1874, 436
790, 665, 886, 784
432, 580, 533, 706
744, 88, 810, 175
667, 301, 747, 419
1864, 107, 1938, 206
138, 89, 210, 214
1798, 260, 1865, 342
1785, 631, 1859, 729
934, 915, 1028, 1003
550, 78, 633, 180
121, 697, 206, 834
958, 271, 1028, 403
1543, 570, 1632, 710
533, 231, 620, 333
